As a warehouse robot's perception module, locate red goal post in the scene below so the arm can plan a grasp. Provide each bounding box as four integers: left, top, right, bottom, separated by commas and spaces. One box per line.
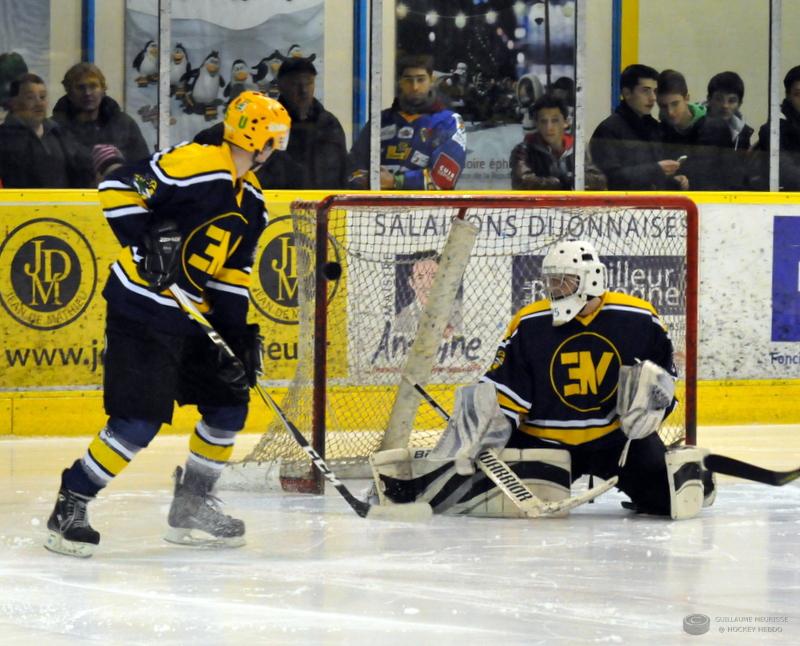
229, 194, 698, 493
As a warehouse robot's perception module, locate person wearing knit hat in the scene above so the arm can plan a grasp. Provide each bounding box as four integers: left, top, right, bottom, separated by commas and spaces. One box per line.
92, 143, 125, 182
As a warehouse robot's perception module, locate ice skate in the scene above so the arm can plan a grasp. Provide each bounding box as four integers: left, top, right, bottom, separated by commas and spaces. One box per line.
44, 473, 100, 558
164, 466, 245, 548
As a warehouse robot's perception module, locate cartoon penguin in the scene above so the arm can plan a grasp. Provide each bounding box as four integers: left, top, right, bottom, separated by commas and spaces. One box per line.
183, 50, 225, 120
250, 50, 284, 97
224, 59, 257, 101
286, 44, 316, 63
132, 40, 159, 86
170, 43, 192, 97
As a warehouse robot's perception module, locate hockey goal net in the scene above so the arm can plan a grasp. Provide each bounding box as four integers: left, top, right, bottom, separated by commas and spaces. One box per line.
227, 194, 697, 492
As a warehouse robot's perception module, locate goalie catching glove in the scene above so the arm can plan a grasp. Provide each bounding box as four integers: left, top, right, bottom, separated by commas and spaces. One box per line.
616, 359, 676, 465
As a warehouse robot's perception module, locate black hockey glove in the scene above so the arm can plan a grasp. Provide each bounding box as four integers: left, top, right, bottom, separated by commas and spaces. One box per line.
216, 353, 250, 398
238, 324, 264, 387
137, 219, 182, 292
217, 324, 264, 397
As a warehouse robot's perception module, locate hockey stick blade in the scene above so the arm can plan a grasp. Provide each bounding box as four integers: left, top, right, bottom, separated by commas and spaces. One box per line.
168, 286, 431, 522
254, 384, 432, 522
704, 454, 800, 487
538, 475, 619, 515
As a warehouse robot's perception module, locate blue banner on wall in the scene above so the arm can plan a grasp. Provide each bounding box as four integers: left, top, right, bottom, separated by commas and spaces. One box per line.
771, 216, 800, 342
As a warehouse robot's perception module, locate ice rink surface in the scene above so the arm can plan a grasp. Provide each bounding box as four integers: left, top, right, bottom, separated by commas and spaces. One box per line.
1, 427, 798, 646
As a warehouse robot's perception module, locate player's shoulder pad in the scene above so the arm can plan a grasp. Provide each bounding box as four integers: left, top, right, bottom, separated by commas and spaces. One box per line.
506, 299, 551, 334
603, 290, 659, 315
155, 141, 233, 182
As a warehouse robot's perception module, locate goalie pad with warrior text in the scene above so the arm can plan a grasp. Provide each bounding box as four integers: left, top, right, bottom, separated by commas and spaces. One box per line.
370, 447, 571, 518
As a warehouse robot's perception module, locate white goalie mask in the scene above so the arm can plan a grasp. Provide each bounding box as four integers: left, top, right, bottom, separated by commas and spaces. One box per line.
541, 239, 607, 325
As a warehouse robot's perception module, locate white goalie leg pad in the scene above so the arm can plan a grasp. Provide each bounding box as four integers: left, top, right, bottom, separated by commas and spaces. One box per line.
665, 446, 707, 520
458, 448, 572, 518
369, 448, 414, 506
371, 447, 572, 518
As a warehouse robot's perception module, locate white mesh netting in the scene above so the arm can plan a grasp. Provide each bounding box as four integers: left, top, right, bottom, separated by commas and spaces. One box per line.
229, 196, 696, 485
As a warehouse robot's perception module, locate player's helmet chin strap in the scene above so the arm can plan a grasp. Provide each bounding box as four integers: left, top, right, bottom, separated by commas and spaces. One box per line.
541, 239, 607, 326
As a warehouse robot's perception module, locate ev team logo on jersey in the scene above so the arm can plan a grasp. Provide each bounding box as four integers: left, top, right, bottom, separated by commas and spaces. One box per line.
549, 331, 621, 412
183, 213, 246, 291
0, 218, 97, 330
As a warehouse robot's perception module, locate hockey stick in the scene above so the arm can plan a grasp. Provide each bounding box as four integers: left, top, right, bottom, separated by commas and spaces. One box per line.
404, 377, 617, 516
704, 454, 800, 487
168, 285, 432, 522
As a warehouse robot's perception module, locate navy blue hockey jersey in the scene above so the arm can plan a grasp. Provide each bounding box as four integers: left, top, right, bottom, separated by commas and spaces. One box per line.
97, 141, 266, 335
481, 291, 678, 445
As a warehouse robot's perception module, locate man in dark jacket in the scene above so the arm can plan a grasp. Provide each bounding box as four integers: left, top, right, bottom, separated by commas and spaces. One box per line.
657, 69, 732, 190
510, 94, 606, 190
705, 71, 755, 189
193, 57, 347, 190
754, 66, 800, 191
52, 63, 150, 187
590, 64, 684, 190
0, 73, 79, 188
276, 57, 348, 189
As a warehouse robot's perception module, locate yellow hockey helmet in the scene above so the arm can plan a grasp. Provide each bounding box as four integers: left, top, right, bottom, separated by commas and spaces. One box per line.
223, 91, 291, 153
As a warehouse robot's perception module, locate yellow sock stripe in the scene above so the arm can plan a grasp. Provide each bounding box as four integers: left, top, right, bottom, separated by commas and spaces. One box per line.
189, 430, 235, 465
86, 433, 131, 477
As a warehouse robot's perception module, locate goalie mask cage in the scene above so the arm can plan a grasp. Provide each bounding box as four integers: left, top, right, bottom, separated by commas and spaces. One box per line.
227, 194, 698, 494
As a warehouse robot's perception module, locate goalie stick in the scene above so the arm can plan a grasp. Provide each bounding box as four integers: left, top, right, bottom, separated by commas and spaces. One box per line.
168, 285, 432, 522
704, 454, 800, 487
403, 377, 618, 517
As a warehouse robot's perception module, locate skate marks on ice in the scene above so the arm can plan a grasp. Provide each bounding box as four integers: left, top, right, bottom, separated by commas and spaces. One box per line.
0, 436, 798, 644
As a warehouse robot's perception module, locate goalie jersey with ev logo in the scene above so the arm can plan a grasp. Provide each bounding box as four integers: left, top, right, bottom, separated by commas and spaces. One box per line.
97, 141, 266, 335
481, 291, 677, 445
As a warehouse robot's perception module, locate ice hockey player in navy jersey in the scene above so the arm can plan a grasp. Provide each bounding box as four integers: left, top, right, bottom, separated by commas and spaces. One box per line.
43, 92, 291, 557
348, 54, 466, 190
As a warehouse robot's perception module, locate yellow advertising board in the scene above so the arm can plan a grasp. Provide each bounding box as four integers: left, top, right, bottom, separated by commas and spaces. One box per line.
0, 190, 345, 394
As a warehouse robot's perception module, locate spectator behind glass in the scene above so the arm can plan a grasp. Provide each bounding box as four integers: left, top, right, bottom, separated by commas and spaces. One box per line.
707, 71, 754, 151
656, 69, 731, 190
276, 57, 348, 189
590, 64, 683, 190
0, 73, 80, 188
510, 94, 606, 190
52, 63, 150, 187
347, 54, 467, 190
753, 66, 800, 190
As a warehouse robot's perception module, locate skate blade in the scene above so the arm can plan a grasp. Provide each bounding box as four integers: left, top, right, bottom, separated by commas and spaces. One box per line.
44, 531, 96, 558
163, 526, 245, 548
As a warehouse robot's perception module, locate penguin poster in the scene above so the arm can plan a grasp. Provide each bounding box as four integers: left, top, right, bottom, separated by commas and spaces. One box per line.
124, 0, 324, 150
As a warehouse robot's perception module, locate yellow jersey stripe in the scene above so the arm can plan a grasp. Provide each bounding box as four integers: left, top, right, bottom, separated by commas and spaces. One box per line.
519, 419, 621, 445
497, 392, 527, 414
